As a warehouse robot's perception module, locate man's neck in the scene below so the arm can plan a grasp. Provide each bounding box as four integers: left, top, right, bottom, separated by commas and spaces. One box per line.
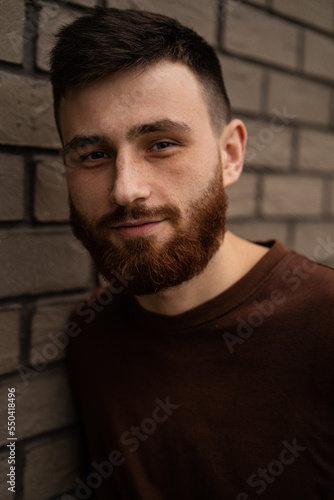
135, 231, 269, 316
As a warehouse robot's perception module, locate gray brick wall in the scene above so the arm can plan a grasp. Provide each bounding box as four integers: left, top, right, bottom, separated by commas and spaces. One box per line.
221, 1, 334, 262
0, 0, 333, 498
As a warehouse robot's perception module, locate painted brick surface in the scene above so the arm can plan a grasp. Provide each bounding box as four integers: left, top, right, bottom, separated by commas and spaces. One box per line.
69, 0, 96, 6
37, 2, 82, 72
262, 175, 323, 217
30, 297, 82, 365
106, 0, 133, 6
0, 71, 59, 148
0, 154, 25, 221
107, 0, 217, 45
225, 173, 258, 218
0, 307, 20, 375
272, 0, 334, 32
14, 364, 77, 442
229, 221, 289, 245
220, 56, 264, 114
23, 432, 83, 500
0, 450, 14, 500
0, 231, 92, 298
1, 2, 334, 498
298, 129, 334, 172
0, 386, 10, 445
34, 155, 69, 222
294, 222, 334, 264
223, 3, 298, 69
243, 118, 292, 170
304, 31, 334, 81
0, 0, 25, 64
267, 71, 331, 125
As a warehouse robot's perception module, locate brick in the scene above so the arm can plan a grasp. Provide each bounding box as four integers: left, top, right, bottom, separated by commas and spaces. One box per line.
107, 0, 217, 45
0, 71, 59, 148
219, 55, 264, 114
223, 3, 298, 69
228, 221, 289, 245
267, 71, 331, 126
23, 431, 83, 500
262, 175, 323, 217
13, 364, 76, 443
0, 307, 21, 376
225, 173, 258, 218
219, 0, 265, 24
30, 297, 82, 365
0, 230, 92, 299
37, 3, 82, 72
243, 118, 292, 170
331, 181, 334, 216
272, 0, 334, 32
298, 129, 334, 172
0, 0, 24, 64
107, 0, 132, 6
0, 154, 25, 221
34, 155, 69, 222
294, 222, 334, 264
0, 387, 7, 444
68, 0, 96, 6
304, 31, 334, 81
0, 450, 14, 500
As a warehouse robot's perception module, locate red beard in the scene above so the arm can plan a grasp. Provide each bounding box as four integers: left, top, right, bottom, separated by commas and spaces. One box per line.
69, 170, 228, 296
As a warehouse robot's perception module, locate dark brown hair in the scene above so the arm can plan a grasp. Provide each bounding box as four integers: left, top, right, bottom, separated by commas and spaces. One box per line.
50, 7, 231, 138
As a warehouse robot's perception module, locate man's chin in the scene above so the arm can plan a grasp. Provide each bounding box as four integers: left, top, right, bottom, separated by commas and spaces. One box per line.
69, 166, 228, 298
94, 230, 222, 297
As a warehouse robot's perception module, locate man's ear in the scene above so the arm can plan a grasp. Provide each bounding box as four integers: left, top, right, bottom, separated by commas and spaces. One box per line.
219, 119, 247, 187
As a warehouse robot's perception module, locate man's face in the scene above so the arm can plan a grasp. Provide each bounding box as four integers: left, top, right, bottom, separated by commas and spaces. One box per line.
59, 61, 229, 295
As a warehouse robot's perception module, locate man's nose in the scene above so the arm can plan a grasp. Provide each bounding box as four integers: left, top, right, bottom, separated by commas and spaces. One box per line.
110, 153, 151, 207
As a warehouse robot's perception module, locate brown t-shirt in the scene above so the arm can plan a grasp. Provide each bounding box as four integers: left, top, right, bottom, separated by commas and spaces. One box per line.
67, 241, 334, 499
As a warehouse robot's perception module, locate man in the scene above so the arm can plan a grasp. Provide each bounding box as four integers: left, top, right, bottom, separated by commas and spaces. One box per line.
51, 7, 334, 499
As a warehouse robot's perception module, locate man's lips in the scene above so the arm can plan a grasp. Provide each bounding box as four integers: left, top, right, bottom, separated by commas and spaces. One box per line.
112, 219, 166, 237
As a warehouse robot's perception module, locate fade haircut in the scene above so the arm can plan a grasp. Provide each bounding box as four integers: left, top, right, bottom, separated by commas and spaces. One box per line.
50, 7, 231, 138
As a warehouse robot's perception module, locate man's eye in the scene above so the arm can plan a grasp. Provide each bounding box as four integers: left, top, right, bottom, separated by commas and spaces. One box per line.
81, 151, 110, 161
150, 142, 172, 151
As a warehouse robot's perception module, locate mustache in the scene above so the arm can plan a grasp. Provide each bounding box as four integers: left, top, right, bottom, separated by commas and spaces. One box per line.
96, 204, 180, 229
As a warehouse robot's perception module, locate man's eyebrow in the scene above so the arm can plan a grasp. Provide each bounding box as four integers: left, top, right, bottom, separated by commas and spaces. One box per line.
64, 120, 193, 152
65, 135, 104, 154
126, 119, 193, 141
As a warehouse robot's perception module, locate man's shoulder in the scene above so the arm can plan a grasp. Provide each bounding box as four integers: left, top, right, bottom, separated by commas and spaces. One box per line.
251, 242, 334, 326
250, 240, 334, 301
274, 249, 334, 335
288, 249, 334, 289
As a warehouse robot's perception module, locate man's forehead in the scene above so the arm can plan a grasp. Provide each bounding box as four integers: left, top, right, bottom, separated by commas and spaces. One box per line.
59, 61, 211, 143
61, 60, 203, 108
